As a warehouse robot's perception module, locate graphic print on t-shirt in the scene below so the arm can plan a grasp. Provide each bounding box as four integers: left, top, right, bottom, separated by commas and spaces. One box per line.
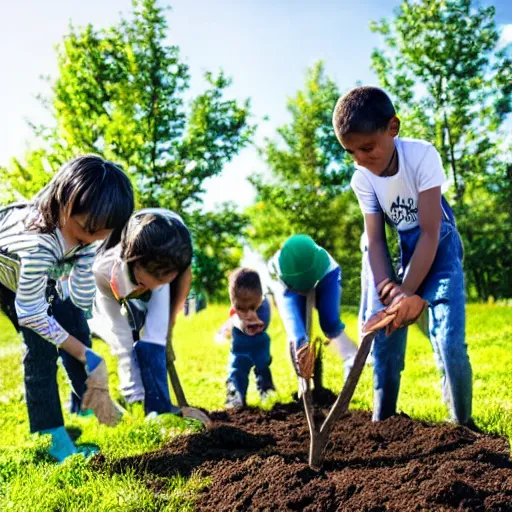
389, 195, 418, 226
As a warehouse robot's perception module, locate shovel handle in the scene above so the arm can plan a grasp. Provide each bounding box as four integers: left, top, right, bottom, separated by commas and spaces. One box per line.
166, 287, 189, 408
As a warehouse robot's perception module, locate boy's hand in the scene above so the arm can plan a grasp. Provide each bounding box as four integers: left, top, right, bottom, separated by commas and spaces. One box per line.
363, 294, 427, 336
386, 294, 427, 333
376, 277, 403, 306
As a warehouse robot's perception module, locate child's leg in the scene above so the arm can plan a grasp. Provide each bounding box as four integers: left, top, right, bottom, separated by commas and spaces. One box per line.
135, 285, 179, 415
371, 329, 408, 420
56, 298, 92, 413
21, 326, 64, 433
0, 284, 67, 433
360, 260, 408, 421
251, 332, 275, 395
316, 268, 357, 370
226, 329, 254, 406
420, 227, 472, 424
134, 341, 178, 415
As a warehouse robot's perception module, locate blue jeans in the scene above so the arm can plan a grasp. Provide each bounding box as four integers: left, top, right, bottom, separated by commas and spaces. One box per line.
363, 221, 473, 423
227, 328, 274, 400
274, 267, 346, 350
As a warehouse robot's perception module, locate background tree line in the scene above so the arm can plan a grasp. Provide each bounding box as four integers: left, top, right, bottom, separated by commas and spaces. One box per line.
1, 0, 510, 302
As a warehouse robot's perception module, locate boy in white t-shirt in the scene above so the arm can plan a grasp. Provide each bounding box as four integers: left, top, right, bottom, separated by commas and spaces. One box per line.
332, 86, 474, 427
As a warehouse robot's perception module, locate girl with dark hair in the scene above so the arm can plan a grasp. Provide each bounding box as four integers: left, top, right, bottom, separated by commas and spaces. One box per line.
0, 154, 134, 462
89, 208, 193, 419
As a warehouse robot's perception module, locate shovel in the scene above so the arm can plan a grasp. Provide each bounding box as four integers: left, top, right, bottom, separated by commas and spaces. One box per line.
300, 293, 400, 469
165, 322, 212, 428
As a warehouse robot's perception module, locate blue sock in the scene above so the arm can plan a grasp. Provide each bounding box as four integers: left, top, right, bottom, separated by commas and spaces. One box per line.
41, 426, 77, 462
85, 348, 103, 374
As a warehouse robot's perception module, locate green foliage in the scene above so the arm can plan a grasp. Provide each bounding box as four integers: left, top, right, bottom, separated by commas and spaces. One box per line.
370, 0, 512, 299
246, 62, 363, 303
185, 203, 248, 302
1, 0, 254, 296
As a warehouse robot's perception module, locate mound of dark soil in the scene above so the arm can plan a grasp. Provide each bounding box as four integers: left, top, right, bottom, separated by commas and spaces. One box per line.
103, 400, 512, 511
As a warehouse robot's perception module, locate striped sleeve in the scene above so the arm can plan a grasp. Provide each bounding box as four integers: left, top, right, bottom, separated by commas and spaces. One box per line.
67, 243, 100, 315
15, 248, 69, 345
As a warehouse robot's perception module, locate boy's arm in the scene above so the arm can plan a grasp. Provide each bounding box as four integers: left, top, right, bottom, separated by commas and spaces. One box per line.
169, 265, 192, 327
365, 212, 394, 286
399, 186, 441, 297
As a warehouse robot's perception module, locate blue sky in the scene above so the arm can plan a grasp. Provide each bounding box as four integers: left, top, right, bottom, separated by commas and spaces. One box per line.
1, 0, 511, 210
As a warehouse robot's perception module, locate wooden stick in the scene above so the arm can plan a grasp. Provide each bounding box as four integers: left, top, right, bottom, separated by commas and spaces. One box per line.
301, 290, 318, 466
166, 301, 212, 427
308, 330, 377, 468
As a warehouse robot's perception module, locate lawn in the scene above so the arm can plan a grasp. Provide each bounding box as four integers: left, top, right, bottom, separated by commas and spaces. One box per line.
0, 303, 511, 511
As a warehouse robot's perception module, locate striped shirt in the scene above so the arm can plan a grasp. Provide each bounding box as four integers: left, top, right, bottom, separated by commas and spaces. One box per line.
0, 204, 99, 345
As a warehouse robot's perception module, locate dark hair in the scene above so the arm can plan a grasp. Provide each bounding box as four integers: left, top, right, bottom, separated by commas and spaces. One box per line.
333, 86, 396, 139
229, 268, 263, 301
33, 155, 134, 245
120, 211, 192, 279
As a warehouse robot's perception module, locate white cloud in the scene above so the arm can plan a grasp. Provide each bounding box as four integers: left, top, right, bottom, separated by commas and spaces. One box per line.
498, 24, 512, 50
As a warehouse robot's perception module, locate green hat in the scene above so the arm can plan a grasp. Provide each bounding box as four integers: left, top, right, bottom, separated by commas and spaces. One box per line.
278, 235, 330, 292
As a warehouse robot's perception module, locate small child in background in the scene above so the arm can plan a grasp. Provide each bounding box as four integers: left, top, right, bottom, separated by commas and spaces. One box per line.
0, 155, 134, 462
224, 268, 275, 409
268, 234, 358, 388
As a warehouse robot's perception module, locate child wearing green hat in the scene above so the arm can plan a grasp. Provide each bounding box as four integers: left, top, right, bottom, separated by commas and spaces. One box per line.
268, 234, 357, 383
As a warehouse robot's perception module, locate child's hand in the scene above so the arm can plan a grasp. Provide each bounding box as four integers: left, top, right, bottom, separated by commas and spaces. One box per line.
363, 294, 427, 336
295, 343, 316, 379
242, 320, 265, 336
385, 295, 427, 333
376, 277, 403, 306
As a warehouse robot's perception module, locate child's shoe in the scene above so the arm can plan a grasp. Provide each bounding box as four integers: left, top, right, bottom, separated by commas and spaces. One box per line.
225, 385, 245, 410
41, 426, 99, 463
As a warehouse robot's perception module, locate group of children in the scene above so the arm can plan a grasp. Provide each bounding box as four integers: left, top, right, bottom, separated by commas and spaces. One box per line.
0, 86, 475, 462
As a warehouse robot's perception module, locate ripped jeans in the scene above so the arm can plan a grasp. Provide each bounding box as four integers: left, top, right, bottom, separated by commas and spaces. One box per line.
361, 220, 473, 424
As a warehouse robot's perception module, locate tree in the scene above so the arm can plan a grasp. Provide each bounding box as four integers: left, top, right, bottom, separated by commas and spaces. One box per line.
187, 204, 248, 302
247, 62, 363, 304
1, 0, 255, 299
370, 0, 512, 299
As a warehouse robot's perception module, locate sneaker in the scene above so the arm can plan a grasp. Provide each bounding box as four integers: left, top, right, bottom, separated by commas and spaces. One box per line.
225, 389, 245, 410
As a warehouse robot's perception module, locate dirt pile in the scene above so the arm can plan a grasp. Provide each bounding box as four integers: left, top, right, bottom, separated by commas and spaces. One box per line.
105, 400, 512, 511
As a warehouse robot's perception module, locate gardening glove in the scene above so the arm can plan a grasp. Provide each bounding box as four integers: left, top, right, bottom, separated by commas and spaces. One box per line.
376, 277, 402, 306
82, 349, 123, 427
292, 337, 321, 380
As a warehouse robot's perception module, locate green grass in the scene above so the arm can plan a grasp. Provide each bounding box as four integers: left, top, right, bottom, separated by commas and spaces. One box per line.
0, 303, 511, 510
